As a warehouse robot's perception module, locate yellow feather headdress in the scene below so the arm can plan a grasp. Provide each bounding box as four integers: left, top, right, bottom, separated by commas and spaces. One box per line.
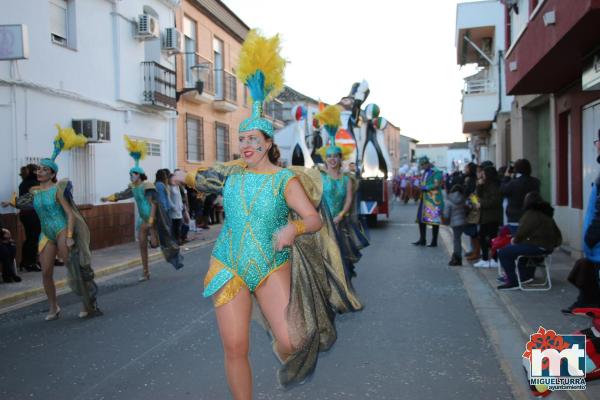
40, 124, 88, 173
236, 29, 286, 102
124, 135, 147, 174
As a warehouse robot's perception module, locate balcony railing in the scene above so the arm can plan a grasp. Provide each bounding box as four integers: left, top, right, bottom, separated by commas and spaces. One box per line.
464, 78, 496, 94
142, 61, 176, 110
214, 69, 237, 103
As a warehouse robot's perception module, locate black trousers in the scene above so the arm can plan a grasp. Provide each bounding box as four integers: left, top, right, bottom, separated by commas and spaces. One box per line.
479, 222, 499, 261
19, 210, 41, 267
171, 218, 182, 244
418, 223, 439, 245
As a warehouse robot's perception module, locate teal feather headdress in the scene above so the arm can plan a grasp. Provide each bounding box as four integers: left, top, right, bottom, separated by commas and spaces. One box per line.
237, 30, 286, 137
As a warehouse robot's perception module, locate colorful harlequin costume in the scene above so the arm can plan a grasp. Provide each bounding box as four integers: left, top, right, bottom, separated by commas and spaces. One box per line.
316, 105, 369, 275
103, 136, 183, 270
185, 30, 361, 386
416, 156, 444, 225
16, 124, 99, 314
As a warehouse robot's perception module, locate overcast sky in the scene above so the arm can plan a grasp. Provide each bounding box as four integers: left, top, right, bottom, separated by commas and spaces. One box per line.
222, 0, 480, 144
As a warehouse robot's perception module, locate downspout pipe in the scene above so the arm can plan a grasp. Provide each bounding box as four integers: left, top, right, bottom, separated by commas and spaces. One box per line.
493, 49, 503, 122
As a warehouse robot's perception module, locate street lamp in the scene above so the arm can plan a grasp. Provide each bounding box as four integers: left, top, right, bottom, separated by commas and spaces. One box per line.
176, 62, 211, 101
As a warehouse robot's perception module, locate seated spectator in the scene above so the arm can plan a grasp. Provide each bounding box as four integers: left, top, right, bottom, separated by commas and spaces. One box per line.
497, 192, 562, 290
0, 221, 22, 283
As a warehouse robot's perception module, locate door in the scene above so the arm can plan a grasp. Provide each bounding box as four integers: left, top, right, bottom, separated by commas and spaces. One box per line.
583, 100, 600, 211
536, 105, 551, 202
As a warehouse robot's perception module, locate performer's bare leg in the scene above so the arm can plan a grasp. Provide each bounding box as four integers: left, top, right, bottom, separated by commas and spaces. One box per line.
215, 287, 253, 400
39, 242, 58, 315
255, 263, 293, 361
139, 223, 150, 279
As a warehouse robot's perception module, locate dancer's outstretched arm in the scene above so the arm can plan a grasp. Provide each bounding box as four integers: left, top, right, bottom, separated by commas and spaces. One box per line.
100, 187, 133, 203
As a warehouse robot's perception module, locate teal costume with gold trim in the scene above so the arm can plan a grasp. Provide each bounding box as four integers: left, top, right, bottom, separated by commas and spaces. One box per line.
204, 168, 296, 297
32, 186, 67, 243
131, 184, 152, 222
321, 173, 349, 217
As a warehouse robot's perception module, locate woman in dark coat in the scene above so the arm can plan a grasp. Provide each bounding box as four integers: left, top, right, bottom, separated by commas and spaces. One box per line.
473, 166, 503, 267
497, 192, 562, 290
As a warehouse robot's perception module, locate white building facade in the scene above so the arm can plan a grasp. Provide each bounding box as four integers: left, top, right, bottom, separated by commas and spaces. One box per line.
0, 0, 180, 249
455, 0, 512, 166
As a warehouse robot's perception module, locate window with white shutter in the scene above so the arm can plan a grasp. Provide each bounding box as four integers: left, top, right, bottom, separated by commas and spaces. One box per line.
49, 0, 68, 45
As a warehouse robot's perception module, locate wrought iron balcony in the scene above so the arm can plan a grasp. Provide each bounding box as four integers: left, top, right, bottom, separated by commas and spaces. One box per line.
213, 69, 238, 112
142, 62, 176, 110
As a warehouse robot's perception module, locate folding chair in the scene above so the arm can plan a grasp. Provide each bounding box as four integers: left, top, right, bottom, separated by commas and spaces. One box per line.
515, 254, 552, 291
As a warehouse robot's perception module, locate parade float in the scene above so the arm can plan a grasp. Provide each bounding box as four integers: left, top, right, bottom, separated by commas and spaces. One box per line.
341, 81, 393, 226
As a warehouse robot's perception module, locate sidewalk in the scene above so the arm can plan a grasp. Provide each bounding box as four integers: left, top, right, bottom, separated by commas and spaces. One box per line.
0, 225, 222, 310
441, 226, 600, 398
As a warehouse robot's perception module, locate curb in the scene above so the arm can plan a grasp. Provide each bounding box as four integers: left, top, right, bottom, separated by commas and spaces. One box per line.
0, 238, 217, 310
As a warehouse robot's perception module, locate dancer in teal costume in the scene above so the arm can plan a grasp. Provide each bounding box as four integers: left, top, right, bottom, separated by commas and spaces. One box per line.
101, 136, 183, 280
179, 30, 362, 396
315, 105, 370, 279
16, 125, 101, 321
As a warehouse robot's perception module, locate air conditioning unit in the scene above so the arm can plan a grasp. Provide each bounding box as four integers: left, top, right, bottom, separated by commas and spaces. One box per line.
72, 119, 111, 143
163, 27, 183, 53
136, 14, 160, 40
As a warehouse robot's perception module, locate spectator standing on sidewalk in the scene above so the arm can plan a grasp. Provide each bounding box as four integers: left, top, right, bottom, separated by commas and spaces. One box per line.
564, 130, 600, 311
497, 192, 562, 290
463, 162, 480, 260
2, 164, 42, 272
473, 166, 503, 268
501, 159, 540, 234
0, 220, 22, 283
443, 184, 467, 266
169, 173, 184, 245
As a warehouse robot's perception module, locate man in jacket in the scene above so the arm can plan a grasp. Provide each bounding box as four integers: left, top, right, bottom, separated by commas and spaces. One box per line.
500, 159, 540, 234
563, 130, 600, 310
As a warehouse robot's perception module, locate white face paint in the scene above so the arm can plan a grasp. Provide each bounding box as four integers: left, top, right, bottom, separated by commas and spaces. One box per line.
239, 130, 270, 166
130, 172, 141, 184
36, 165, 55, 183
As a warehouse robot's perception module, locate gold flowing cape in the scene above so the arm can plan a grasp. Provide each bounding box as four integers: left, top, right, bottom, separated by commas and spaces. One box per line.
188, 163, 362, 386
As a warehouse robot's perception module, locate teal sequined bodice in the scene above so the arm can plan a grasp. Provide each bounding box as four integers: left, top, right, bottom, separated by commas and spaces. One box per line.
322, 173, 348, 217
205, 168, 296, 295
132, 184, 151, 222
33, 186, 67, 242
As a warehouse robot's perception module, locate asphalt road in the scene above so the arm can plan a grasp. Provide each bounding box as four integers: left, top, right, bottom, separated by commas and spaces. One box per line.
0, 203, 513, 400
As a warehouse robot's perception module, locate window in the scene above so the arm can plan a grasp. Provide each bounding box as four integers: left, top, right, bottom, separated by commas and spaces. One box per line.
49, 0, 68, 45
183, 16, 197, 88
213, 37, 224, 99
186, 115, 204, 162
215, 122, 230, 162
146, 142, 161, 157
243, 86, 248, 107
70, 146, 96, 205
